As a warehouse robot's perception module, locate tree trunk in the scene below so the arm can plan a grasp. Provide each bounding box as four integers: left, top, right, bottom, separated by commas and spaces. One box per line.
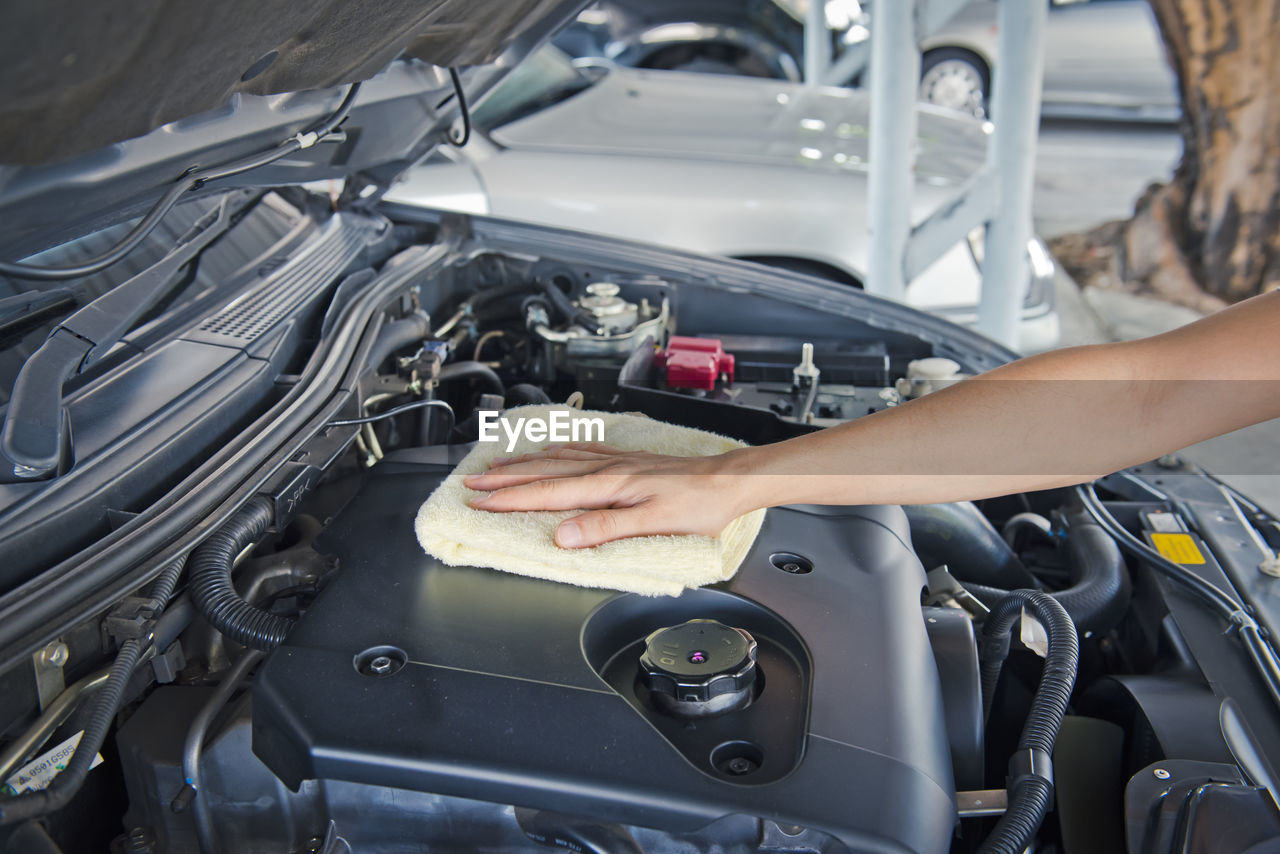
1050, 0, 1280, 310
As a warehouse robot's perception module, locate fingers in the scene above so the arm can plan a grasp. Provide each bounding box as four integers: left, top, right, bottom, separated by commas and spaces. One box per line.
464, 457, 613, 489
556, 507, 655, 548
487, 443, 625, 468
467, 475, 624, 513
487, 447, 609, 468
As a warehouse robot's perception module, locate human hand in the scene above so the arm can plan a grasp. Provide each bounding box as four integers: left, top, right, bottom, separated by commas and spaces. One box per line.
464, 443, 754, 548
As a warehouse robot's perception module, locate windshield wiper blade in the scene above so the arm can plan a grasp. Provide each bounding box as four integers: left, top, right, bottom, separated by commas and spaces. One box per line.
0, 190, 257, 479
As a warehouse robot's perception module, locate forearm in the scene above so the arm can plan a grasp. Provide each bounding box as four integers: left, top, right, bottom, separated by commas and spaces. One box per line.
729, 333, 1279, 511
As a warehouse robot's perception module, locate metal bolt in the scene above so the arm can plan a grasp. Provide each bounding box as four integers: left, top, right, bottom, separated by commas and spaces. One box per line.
726, 757, 756, 775
369, 655, 393, 675
39, 641, 69, 668
1153, 768, 1171, 780
782, 562, 802, 574
122, 827, 156, 852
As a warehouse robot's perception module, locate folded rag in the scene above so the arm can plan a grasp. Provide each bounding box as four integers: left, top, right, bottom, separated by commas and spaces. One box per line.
414, 404, 765, 597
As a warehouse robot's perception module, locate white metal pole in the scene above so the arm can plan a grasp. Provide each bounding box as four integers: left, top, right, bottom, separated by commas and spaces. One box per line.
804, 0, 832, 84
977, 0, 1048, 350
865, 0, 919, 301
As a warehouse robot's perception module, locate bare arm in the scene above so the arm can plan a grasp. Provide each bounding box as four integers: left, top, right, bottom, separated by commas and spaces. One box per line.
466, 291, 1280, 548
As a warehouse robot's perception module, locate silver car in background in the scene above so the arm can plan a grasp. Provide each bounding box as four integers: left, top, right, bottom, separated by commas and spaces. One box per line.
918, 0, 1180, 121
389, 47, 1059, 352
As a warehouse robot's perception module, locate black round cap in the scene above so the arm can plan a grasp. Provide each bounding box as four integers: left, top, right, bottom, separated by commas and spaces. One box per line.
639, 619, 757, 716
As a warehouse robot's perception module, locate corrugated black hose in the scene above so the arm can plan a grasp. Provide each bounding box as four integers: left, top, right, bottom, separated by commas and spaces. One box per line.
977, 590, 1079, 854
189, 497, 294, 651
0, 554, 188, 825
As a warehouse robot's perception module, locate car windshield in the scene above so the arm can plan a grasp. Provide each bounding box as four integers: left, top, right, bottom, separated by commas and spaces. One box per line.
472, 46, 601, 131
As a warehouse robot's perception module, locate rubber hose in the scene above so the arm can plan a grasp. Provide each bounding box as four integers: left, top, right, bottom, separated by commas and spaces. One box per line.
438, 360, 504, 395
365, 312, 430, 371
980, 778, 1054, 854
976, 591, 1078, 854
505, 383, 552, 406
905, 502, 1039, 589
963, 517, 1129, 636
1052, 516, 1130, 635
1002, 512, 1053, 548
538, 280, 600, 332
473, 284, 544, 321
189, 498, 293, 651
0, 639, 143, 825
145, 555, 187, 608
470, 283, 537, 311
180, 649, 266, 854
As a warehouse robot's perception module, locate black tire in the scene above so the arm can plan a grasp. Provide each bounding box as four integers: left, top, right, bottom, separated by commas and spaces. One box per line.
919, 47, 991, 118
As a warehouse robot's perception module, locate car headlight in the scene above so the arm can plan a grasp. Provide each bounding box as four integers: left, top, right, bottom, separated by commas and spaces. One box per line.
966, 227, 1056, 311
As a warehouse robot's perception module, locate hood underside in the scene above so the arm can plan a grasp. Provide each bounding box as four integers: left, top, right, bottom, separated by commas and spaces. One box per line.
0, 0, 574, 166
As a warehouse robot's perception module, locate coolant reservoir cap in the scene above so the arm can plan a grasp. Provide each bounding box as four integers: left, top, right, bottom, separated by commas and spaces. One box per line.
639, 619, 757, 717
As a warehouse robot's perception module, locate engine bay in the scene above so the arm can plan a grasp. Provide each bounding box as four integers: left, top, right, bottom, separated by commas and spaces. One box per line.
3, 202, 1280, 853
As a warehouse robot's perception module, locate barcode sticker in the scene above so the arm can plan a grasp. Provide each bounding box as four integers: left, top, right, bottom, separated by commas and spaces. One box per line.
1, 731, 103, 796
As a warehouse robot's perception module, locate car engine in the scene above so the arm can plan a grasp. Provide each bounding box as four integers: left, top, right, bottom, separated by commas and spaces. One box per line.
4, 204, 1280, 854
108, 244, 978, 853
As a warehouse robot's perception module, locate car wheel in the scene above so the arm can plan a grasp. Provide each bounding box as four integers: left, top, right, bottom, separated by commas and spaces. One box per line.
919, 49, 989, 118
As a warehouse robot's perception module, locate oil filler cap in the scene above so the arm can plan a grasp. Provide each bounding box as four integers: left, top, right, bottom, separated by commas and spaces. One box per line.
639, 619, 757, 717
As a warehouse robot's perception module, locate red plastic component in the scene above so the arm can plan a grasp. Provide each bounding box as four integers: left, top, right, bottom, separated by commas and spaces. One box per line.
658, 336, 735, 391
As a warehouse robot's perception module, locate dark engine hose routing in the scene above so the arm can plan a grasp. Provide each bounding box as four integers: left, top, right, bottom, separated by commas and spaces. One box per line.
905, 502, 1039, 589
438, 360, 504, 395
189, 497, 294, 651
977, 590, 1078, 854
964, 514, 1130, 636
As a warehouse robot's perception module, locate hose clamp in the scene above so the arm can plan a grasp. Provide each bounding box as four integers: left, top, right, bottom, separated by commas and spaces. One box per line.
1008, 747, 1054, 792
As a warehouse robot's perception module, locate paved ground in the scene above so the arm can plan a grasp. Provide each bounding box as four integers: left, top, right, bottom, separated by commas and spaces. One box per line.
1033, 119, 1182, 239
1033, 118, 1280, 514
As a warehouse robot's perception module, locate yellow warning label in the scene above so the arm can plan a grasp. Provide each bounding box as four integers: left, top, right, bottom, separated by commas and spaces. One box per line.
1150, 532, 1206, 565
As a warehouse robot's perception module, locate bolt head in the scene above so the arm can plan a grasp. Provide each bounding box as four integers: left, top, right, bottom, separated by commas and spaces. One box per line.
41, 641, 69, 667
1153, 768, 1171, 780
369, 655, 393, 675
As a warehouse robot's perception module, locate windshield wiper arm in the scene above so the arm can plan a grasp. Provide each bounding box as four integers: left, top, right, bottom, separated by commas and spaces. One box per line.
0, 190, 257, 479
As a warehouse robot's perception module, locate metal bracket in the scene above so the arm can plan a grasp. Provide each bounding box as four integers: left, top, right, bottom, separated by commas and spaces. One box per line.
31, 640, 69, 711
957, 788, 1008, 818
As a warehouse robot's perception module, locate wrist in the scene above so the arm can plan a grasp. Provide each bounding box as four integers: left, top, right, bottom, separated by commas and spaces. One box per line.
711, 447, 772, 518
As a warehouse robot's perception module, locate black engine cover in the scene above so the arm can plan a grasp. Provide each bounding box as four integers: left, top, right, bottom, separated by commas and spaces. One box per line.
252, 447, 956, 852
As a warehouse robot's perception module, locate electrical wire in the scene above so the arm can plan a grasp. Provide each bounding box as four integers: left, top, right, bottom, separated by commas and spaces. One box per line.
328, 398, 455, 432
1076, 483, 1280, 711
0, 83, 362, 281
447, 68, 471, 147
0, 557, 188, 824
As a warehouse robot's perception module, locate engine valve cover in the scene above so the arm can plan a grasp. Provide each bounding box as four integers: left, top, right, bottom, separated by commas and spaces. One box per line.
251, 449, 956, 852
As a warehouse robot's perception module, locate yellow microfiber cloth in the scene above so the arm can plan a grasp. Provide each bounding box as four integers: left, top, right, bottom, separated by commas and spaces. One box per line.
414, 404, 766, 597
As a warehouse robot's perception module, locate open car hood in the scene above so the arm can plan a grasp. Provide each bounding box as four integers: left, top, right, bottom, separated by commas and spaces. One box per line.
0, 0, 585, 259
